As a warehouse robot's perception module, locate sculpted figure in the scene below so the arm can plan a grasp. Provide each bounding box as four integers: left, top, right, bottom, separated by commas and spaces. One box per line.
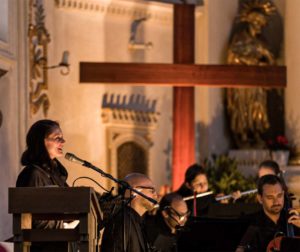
226, 0, 277, 148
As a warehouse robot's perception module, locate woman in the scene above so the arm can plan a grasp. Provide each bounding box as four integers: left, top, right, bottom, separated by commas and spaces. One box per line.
176, 164, 214, 216
16, 119, 68, 229
17, 119, 68, 188
176, 164, 241, 216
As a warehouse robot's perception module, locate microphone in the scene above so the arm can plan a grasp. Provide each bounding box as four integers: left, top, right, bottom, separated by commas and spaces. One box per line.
65, 152, 91, 166
65, 152, 158, 205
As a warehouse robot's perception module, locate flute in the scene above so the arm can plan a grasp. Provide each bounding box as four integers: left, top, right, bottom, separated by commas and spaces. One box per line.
183, 189, 258, 202
215, 189, 258, 201
183, 191, 214, 201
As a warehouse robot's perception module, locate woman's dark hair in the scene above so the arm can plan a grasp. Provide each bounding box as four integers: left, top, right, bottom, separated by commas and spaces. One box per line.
184, 164, 206, 184
258, 160, 281, 175
21, 120, 60, 166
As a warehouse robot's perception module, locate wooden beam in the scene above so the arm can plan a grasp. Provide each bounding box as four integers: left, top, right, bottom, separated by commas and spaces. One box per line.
172, 4, 195, 190
80, 62, 286, 87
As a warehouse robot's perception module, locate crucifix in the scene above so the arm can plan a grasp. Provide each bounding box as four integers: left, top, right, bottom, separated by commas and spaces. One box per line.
80, 3, 286, 190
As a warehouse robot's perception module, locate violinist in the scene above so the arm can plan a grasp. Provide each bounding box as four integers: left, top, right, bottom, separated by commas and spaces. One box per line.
236, 175, 300, 252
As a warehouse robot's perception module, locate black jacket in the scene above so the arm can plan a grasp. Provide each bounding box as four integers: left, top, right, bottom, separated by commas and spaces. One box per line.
238, 210, 300, 251
101, 206, 151, 252
145, 213, 178, 252
16, 159, 68, 229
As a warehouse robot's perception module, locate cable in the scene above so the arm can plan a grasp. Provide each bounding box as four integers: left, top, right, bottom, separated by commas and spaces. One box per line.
72, 176, 110, 192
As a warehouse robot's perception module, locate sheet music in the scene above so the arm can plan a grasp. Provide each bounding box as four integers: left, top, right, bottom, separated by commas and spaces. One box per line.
63, 220, 79, 229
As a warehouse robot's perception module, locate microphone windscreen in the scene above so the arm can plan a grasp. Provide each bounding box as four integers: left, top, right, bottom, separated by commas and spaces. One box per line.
65, 152, 74, 161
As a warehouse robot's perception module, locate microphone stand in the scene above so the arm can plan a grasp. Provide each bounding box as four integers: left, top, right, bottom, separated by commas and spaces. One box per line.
78, 159, 157, 251
80, 160, 157, 205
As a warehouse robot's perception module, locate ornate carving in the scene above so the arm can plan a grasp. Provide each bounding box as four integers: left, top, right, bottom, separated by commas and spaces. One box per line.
29, 0, 51, 117
102, 93, 158, 186
54, 0, 173, 25
101, 93, 159, 129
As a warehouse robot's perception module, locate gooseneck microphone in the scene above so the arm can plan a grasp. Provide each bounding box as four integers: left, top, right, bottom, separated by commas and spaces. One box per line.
64, 152, 157, 205
65, 152, 91, 167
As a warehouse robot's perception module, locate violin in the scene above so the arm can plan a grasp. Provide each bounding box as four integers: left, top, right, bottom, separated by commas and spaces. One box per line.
183, 189, 257, 202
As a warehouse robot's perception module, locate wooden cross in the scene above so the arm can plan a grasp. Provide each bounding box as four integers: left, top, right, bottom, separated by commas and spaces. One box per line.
80, 4, 286, 190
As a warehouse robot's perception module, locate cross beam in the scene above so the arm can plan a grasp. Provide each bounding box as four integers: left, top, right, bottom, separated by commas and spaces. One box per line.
79, 3, 286, 190
80, 63, 286, 87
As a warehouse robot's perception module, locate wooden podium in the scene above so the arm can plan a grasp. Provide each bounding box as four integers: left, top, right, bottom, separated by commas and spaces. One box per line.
9, 187, 102, 252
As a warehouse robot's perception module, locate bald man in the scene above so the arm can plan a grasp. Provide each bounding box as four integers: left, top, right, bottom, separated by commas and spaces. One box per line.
101, 173, 158, 252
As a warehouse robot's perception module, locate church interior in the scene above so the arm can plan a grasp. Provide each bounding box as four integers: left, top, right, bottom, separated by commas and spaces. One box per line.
2, 0, 300, 250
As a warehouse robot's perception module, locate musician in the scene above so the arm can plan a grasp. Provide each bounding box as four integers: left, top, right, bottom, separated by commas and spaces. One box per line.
258, 160, 281, 178
236, 175, 300, 252
175, 164, 213, 216
145, 193, 190, 252
233, 160, 283, 202
101, 173, 158, 252
176, 164, 241, 216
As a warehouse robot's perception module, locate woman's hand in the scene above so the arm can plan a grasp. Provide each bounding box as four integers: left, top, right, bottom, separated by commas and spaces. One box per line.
288, 209, 300, 228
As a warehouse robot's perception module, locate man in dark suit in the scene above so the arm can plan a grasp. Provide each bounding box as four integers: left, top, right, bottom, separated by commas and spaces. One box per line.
101, 173, 158, 252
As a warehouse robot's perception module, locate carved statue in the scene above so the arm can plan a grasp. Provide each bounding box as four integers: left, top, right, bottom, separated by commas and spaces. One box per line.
226, 0, 277, 148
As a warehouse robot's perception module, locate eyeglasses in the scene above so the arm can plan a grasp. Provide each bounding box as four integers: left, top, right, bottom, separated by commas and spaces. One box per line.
165, 206, 191, 222
135, 185, 156, 194
46, 136, 65, 143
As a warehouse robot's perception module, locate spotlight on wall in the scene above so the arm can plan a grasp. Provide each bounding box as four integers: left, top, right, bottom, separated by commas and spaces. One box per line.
35, 50, 70, 75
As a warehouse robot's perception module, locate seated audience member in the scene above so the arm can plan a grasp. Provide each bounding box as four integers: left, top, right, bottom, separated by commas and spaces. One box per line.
145, 193, 190, 252
236, 175, 300, 252
101, 173, 158, 252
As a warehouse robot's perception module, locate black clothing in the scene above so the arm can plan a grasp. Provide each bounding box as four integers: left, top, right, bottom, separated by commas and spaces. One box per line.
101, 206, 151, 252
238, 210, 300, 251
176, 185, 216, 216
16, 159, 68, 229
16, 159, 68, 187
145, 213, 178, 252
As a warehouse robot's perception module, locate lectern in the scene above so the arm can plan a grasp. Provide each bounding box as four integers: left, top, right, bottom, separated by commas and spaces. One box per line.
9, 187, 102, 252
